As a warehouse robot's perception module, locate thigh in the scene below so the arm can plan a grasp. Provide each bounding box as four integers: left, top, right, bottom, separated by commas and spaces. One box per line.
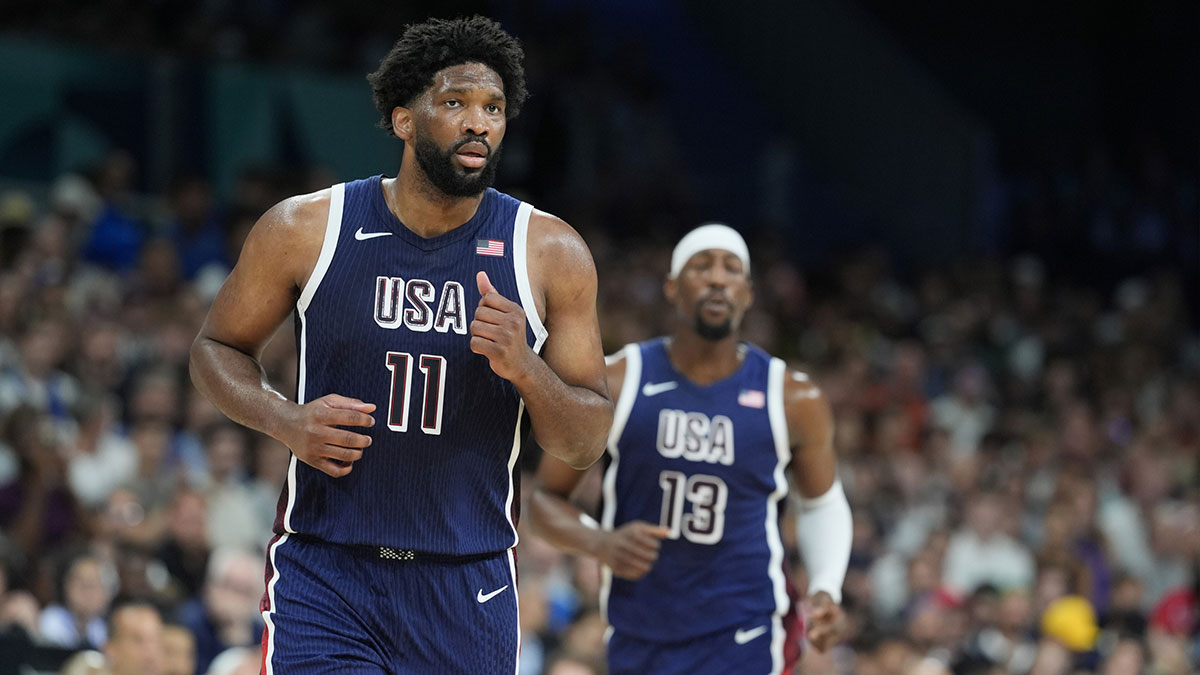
261, 535, 390, 674
386, 550, 519, 675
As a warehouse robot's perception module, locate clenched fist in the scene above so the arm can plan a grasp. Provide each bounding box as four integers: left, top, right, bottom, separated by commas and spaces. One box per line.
471, 270, 536, 382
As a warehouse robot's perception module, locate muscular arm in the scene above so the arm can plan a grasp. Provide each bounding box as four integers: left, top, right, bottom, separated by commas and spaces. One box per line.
786, 373, 837, 499
786, 371, 851, 651
189, 193, 375, 477
471, 212, 612, 469
528, 357, 670, 579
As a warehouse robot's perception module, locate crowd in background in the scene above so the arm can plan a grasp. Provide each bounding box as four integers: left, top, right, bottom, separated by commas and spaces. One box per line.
0, 131, 1195, 675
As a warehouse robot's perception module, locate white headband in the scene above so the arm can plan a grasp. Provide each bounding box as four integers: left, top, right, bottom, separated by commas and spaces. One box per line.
669, 223, 751, 278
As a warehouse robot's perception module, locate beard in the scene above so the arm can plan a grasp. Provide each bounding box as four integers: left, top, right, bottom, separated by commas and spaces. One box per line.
693, 301, 734, 341
412, 134, 502, 198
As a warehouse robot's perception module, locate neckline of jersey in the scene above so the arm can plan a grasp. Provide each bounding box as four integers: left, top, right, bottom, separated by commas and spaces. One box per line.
655, 337, 755, 391
369, 175, 494, 251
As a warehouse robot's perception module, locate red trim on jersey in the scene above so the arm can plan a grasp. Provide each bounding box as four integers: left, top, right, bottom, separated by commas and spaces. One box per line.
260, 625, 270, 673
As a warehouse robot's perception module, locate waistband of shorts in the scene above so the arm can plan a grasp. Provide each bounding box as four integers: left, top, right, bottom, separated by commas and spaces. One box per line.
288, 534, 507, 563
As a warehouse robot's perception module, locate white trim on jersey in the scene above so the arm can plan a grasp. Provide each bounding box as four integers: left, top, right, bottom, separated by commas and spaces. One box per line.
599, 343, 641, 624
765, 356, 792, 675
512, 202, 548, 353
507, 548, 521, 675
297, 183, 345, 314
261, 532, 291, 675
503, 401, 525, 547
284, 183, 345, 534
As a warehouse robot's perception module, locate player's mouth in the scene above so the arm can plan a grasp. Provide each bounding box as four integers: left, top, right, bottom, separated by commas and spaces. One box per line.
699, 295, 732, 316
454, 141, 490, 169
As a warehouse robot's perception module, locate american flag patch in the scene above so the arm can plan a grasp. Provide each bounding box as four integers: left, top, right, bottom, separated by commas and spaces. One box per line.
476, 239, 504, 257
738, 389, 765, 408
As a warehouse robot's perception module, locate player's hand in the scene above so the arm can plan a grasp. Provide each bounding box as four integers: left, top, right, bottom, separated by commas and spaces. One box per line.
471, 271, 535, 381
804, 591, 847, 653
280, 393, 375, 478
595, 521, 671, 580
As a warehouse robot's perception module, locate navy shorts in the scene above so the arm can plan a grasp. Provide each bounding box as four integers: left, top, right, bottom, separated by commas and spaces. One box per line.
260, 534, 519, 674
607, 607, 802, 675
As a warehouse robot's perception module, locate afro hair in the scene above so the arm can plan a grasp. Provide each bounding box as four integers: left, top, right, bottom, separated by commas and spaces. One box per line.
367, 15, 528, 134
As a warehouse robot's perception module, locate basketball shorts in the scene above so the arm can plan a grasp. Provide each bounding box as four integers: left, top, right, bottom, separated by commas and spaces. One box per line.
260, 534, 519, 674
607, 606, 803, 675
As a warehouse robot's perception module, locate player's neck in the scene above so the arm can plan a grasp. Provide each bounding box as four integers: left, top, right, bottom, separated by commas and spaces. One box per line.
384, 164, 485, 238
665, 332, 743, 386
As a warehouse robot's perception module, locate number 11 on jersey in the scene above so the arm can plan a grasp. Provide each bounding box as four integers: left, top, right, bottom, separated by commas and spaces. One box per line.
385, 352, 447, 435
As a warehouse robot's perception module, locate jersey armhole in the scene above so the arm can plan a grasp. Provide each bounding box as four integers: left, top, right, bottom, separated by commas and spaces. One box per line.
513, 202, 548, 353
606, 343, 641, 453
296, 183, 345, 313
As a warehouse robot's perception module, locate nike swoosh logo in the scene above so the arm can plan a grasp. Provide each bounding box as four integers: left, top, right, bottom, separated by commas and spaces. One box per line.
734, 625, 768, 644
354, 227, 393, 240
641, 381, 678, 397
476, 585, 509, 603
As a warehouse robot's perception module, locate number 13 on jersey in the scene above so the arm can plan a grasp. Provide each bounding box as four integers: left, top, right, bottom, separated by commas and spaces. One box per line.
385, 352, 446, 435
659, 471, 728, 544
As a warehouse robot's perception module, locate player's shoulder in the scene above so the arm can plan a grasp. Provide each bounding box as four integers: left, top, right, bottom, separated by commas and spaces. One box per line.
781, 363, 827, 413
238, 188, 337, 280
526, 208, 593, 268
256, 187, 335, 236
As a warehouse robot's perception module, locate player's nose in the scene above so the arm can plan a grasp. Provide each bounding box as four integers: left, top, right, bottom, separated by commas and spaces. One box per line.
460, 107, 491, 137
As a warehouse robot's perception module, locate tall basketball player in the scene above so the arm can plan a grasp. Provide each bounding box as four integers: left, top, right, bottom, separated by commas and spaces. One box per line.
189, 16, 612, 673
530, 224, 852, 674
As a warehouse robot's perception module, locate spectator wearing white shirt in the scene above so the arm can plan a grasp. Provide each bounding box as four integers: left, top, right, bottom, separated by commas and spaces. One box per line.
943, 492, 1036, 596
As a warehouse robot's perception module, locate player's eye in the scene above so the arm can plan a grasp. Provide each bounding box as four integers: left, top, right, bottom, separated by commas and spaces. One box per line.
486, 104, 502, 114
445, 100, 461, 108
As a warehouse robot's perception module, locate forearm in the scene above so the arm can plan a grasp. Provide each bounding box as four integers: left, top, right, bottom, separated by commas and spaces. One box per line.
512, 359, 612, 469
189, 337, 297, 441
528, 488, 604, 558
796, 480, 852, 603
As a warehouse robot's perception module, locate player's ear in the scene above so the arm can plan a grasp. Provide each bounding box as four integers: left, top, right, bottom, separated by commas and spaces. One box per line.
391, 106, 413, 141
663, 277, 678, 304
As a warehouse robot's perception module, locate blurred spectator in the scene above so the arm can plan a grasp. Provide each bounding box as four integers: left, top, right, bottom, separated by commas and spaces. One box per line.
156, 489, 211, 600
57, 649, 110, 675
175, 546, 264, 674
163, 175, 230, 281
200, 425, 267, 552
104, 601, 165, 675
126, 419, 182, 517
65, 393, 137, 510
161, 622, 197, 675
930, 363, 996, 461
38, 552, 113, 650
247, 435, 291, 537
0, 318, 81, 422
0, 406, 87, 569
942, 492, 1036, 596
81, 151, 144, 273
205, 645, 260, 675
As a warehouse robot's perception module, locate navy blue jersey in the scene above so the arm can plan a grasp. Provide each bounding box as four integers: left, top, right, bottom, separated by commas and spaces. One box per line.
601, 338, 793, 649
277, 176, 546, 555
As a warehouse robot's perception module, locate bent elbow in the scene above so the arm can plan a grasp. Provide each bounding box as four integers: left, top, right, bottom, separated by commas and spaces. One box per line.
566, 443, 605, 471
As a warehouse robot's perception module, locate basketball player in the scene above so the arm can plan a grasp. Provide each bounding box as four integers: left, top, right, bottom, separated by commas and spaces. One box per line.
189, 16, 612, 673
529, 224, 852, 674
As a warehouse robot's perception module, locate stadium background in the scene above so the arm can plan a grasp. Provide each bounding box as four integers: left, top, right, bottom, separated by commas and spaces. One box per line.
0, 1, 1196, 673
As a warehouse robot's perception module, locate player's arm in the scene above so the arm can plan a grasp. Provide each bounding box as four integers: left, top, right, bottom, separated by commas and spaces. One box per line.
785, 371, 851, 652
189, 193, 375, 478
528, 357, 669, 580
471, 211, 612, 469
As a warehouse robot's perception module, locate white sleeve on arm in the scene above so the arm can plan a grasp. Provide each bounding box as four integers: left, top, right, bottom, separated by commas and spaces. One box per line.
795, 479, 852, 604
